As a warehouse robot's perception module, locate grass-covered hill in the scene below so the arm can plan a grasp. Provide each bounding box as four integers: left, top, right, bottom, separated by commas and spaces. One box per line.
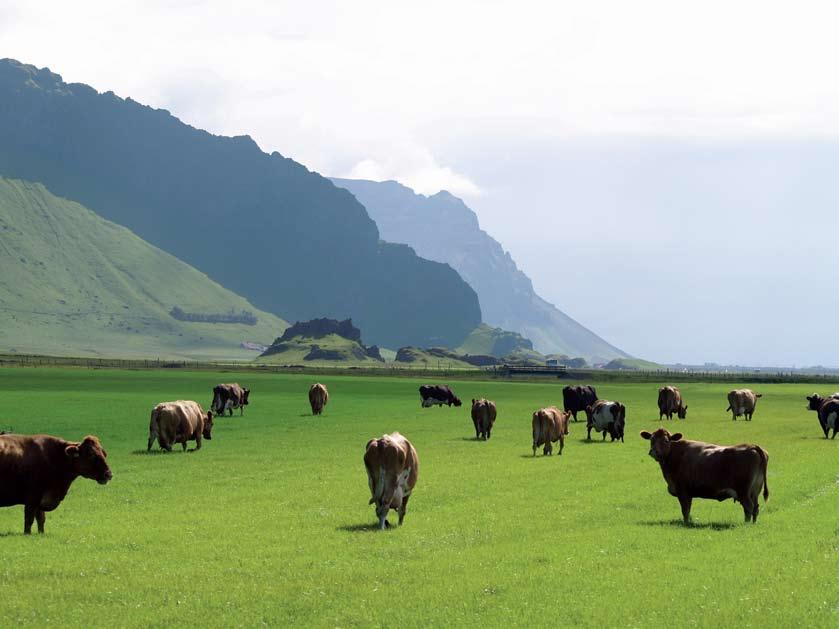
333, 177, 629, 361
456, 323, 533, 358
0, 59, 481, 349
0, 177, 287, 360
256, 318, 385, 366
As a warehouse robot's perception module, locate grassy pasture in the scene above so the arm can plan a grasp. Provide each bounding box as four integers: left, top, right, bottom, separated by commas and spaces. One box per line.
0, 367, 837, 627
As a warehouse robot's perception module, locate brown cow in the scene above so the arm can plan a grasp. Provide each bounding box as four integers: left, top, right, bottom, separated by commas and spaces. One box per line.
471, 398, 497, 440
309, 383, 329, 415
148, 400, 213, 452
211, 383, 250, 416
363, 432, 419, 530
0, 433, 112, 534
726, 389, 762, 421
640, 428, 769, 524
532, 406, 571, 456
658, 386, 687, 420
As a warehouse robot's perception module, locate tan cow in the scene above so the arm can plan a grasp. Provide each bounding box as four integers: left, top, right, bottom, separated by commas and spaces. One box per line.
658, 386, 687, 420
471, 398, 497, 440
726, 389, 762, 421
531, 406, 571, 456
148, 400, 213, 452
363, 432, 419, 530
309, 383, 329, 415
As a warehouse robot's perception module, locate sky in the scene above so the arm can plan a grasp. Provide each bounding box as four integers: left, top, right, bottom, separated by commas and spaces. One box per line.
3, 0, 838, 365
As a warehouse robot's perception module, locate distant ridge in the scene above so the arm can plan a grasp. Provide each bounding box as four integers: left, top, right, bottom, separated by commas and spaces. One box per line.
332, 178, 628, 361
0, 58, 481, 349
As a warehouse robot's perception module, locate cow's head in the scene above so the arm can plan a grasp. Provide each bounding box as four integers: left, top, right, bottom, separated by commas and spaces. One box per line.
806, 394, 823, 411
203, 411, 214, 440
66, 435, 112, 484
452, 396, 462, 407
677, 404, 688, 420
242, 388, 250, 405
640, 428, 682, 462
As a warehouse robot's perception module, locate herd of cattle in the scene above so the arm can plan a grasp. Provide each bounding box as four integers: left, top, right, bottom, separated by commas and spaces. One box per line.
1, 379, 838, 534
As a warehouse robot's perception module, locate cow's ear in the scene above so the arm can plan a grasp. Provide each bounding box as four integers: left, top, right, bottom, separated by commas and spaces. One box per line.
640, 431, 652, 440
472, 399, 475, 405
65, 444, 80, 459
670, 433, 683, 441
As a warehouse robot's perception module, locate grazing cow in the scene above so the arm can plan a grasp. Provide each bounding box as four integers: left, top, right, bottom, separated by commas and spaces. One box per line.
470, 398, 497, 440
148, 400, 213, 452
309, 383, 329, 415
531, 407, 571, 456
657, 386, 687, 420
363, 432, 419, 530
726, 389, 762, 421
585, 400, 626, 442
562, 385, 598, 421
0, 433, 112, 534
640, 428, 769, 524
211, 383, 250, 417
805, 393, 839, 439
419, 384, 462, 408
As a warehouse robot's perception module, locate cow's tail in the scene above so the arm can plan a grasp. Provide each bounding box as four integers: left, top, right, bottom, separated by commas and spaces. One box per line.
755, 446, 769, 502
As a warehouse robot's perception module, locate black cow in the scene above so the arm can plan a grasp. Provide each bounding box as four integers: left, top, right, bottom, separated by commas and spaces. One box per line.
562, 385, 598, 422
419, 384, 462, 408
806, 393, 839, 439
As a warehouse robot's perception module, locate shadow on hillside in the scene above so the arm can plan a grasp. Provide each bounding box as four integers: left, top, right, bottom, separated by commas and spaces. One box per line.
639, 519, 738, 530
337, 522, 386, 533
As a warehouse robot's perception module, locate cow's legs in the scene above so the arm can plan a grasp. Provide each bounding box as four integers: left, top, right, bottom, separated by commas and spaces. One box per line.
544, 442, 552, 456
586, 425, 592, 441
398, 495, 410, 526
194, 434, 202, 451
678, 495, 692, 525
147, 434, 155, 451
532, 442, 537, 456
486, 427, 491, 440
558, 435, 564, 456
741, 495, 755, 523
36, 509, 46, 534
749, 494, 760, 523
24, 504, 36, 535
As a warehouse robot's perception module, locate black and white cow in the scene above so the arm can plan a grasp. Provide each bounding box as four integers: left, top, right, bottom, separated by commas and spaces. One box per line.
419, 384, 462, 408
806, 393, 839, 439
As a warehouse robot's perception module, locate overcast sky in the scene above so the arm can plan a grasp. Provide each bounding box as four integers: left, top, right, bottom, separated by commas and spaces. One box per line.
3, 0, 838, 365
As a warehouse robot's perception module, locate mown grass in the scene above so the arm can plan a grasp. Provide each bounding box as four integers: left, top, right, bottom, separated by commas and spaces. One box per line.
0, 367, 836, 627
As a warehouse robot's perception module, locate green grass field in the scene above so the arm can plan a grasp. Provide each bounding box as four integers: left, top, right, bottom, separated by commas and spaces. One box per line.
0, 367, 837, 627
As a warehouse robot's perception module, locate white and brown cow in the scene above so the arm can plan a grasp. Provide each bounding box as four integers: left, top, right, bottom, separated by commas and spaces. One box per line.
640, 428, 769, 524
531, 406, 571, 456
148, 400, 213, 452
585, 400, 626, 442
211, 383, 250, 417
363, 432, 419, 530
309, 383, 329, 415
726, 389, 762, 421
471, 398, 497, 440
657, 386, 687, 420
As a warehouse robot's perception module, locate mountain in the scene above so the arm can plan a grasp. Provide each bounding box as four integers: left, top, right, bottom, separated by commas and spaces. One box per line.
456, 323, 533, 358
0, 177, 287, 360
0, 59, 481, 348
332, 178, 629, 361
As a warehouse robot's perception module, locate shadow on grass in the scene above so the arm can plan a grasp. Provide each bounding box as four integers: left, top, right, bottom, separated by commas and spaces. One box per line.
131, 449, 199, 455
0, 531, 25, 538
639, 519, 739, 530
337, 522, 386, 533
518, 453, 565, 459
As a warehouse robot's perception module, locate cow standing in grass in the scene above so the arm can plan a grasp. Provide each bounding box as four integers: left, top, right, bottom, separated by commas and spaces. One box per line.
727, 389, 762, 421
563, 385, 597, 421
419, 384, 462, 408
532, 407, 571, 456
363, 432, 419, 530
658, 386, 687, 420
585, 400, 626, 442
0, 433, 112, 534
806, 393, 839, 439
640, 428, 769, 524
211, 383, 250, 416
471, 399, 497, 440
309, 383, 329, 415
148, 400, 213, 452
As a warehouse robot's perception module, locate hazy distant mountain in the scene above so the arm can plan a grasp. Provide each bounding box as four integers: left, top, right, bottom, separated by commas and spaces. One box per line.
0, 59, 480, 348
332, 178, 628, 361
0, 177, 287, 360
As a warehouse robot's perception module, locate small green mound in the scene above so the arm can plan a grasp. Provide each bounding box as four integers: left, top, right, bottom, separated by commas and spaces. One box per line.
457, 323, 533, 357
602, 357, 662, 371
256, 334, 384, 366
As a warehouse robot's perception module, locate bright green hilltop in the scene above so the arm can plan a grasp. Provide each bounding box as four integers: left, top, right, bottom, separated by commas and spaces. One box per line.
0, 177, 287, 360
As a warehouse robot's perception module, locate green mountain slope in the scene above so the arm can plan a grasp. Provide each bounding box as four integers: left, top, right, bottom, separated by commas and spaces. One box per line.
0, 177, 287, 360
0, 59, 481, 348
332, 178, 629, 361
457, 323, 533, 358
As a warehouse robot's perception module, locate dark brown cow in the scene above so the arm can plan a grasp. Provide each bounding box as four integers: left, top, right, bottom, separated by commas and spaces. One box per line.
640, 428, 769, 524
726, 389, 762, 421
148, 400, 213, 452
419, 384, 462, 408
470, 398, 497, 440
211, 383, 250, 416
0, 433, 112, 534
658, 386, 687, 420
531, 406, 571, 456
563, 385, 598, 421
806, 393, 839, 439
309, 383, 329, 415
364, 432, 419, 530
